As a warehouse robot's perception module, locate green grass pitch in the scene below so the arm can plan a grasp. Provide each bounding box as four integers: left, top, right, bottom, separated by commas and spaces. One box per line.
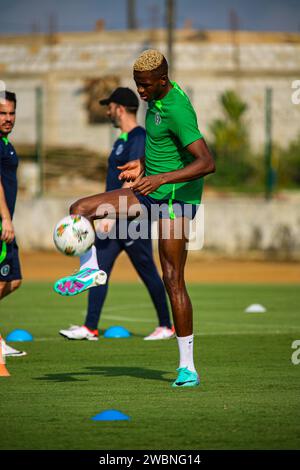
0, 282, 300, 450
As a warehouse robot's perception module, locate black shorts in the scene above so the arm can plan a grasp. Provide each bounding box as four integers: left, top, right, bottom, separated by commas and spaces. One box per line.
0, 238, 22, 282
134, 193, 199, 220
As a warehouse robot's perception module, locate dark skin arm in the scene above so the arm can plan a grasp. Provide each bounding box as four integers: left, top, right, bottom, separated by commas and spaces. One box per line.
0, 181, 14, 243
118, 138, 215, 196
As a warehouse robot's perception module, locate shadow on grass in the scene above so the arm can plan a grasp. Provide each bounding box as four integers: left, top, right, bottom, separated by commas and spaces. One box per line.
34, 366, 171, 383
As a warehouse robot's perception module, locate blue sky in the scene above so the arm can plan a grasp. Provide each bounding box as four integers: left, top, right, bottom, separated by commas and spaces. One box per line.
0, 0, 299, 34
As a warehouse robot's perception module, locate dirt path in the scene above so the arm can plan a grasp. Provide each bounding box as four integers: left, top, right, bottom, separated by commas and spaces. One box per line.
20, 251, 300, 283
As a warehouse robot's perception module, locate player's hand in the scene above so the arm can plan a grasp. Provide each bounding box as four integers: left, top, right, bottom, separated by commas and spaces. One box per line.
118, 159, 145, 182
132, 175, 164, 196
1, 217, 15, 243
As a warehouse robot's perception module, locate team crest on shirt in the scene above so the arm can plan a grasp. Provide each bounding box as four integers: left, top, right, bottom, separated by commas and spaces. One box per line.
115, 144, 124, 156
0, 264, 10, 277
155, 112, 161, 125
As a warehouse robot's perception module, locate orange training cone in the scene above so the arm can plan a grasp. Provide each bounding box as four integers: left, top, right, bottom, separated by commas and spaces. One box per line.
0, 336, 10, 377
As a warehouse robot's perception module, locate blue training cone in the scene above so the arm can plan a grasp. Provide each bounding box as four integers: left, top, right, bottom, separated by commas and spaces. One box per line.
104, 326, 131, 338
91, 409, 131, 421
6, 329, 33, 342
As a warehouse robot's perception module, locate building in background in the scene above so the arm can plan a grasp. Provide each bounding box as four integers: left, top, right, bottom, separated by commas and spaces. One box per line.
1, 28, 300, 154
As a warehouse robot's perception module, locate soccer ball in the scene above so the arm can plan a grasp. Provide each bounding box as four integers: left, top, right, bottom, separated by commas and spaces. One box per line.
53, 215, 95, 257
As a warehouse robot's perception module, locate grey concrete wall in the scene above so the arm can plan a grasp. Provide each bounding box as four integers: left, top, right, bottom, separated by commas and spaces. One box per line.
202, 197, 300, 258
13, 196, 300, 259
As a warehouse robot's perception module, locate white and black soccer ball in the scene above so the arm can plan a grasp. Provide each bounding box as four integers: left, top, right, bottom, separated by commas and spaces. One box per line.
53, 215, 95, 257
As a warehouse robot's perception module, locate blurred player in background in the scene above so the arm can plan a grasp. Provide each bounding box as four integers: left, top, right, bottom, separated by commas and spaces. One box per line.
55, 50, 215, 387
59, 87, 174, 341
0, 90, 26, 357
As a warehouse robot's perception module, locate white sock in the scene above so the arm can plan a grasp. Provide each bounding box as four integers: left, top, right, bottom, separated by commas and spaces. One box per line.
177, 334, 196, 373
79, 245, 99, 270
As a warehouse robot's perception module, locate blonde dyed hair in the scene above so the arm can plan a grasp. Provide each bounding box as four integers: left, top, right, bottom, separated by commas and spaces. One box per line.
133, 49, 165, 72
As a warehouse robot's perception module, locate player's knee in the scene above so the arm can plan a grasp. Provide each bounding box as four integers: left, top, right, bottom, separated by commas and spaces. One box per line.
70, 199, 86, 216
0, 285, 5, 299
0, 280, 21, 299
12, 279, 22, 291
69, 200, 80, 214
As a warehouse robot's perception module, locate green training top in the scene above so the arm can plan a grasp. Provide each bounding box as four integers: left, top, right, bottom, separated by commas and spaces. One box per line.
145, 82, 203, 204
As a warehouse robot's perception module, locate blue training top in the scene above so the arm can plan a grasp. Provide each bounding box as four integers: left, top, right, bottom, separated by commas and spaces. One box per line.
106, 126, 145, 191
0, 135, 19, 218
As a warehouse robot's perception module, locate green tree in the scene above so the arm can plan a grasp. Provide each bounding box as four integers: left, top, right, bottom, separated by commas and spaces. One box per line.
208, 90, 255, 187
278, 133, 300, 188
